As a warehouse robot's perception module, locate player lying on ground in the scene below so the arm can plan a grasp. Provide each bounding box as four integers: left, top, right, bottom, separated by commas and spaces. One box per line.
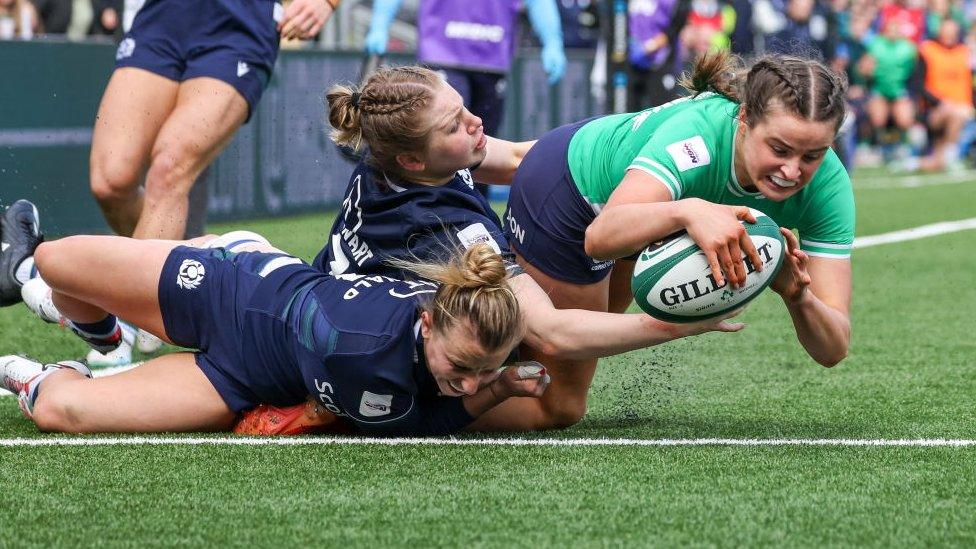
231, 66, 750, 434
1, 232, 555, 435
0, 210, 742, 434
485, 50, 855, 430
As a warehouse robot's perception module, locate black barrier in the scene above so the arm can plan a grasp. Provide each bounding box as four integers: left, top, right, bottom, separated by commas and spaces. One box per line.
0, 41, 598, 235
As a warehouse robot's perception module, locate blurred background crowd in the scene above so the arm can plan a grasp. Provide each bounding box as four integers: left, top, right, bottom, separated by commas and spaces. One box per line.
4, 0, 975, 173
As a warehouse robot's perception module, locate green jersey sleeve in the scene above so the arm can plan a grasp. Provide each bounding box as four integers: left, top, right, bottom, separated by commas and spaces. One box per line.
625, 105, 729, 201
796, 150, 856, 259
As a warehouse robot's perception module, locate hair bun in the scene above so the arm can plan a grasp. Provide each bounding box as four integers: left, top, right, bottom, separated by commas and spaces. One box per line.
459, 243, 507, 287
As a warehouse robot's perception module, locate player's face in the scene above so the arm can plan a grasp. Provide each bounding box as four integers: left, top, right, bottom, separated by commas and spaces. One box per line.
421, 313, 510, 397
735, 106, 836, 202
421, 82, 488, 177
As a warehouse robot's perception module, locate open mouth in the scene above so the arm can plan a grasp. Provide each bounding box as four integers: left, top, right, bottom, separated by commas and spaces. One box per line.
768, 175, 798, 189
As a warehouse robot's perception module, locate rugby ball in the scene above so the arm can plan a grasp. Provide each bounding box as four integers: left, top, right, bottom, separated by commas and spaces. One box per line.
631, 208, 785, 323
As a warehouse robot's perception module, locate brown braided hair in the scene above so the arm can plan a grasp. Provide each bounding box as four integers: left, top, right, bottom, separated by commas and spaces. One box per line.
679, 50, 849, 132
389, 243, 524, 366
326, 66, 443, 178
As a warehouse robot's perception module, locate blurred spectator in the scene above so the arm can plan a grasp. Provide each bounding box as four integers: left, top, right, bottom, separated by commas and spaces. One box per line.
0, 0, 39, 39
627, 0, 688, 109
728, 0, 754, 54
914, 17, 974, 170
29, 0, 70, 34
861, 16, 918, 160
558, 0, 599, 48
877, 0, 926, 43
836, 11, 878, 166
925, 0, 967, 38
89, 0, 122, 37
764, 0, 835, 60
366, 0, 567, 197
681, 0, 735, 59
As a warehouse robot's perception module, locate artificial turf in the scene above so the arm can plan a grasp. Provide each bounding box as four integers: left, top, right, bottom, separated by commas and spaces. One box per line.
1, 169, 975, 547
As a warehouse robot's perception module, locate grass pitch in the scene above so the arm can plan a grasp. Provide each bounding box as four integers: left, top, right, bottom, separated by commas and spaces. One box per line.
1, 169, 975, 547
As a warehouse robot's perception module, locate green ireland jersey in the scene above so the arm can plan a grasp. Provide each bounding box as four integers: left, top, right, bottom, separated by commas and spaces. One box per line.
566, 93, 855, 258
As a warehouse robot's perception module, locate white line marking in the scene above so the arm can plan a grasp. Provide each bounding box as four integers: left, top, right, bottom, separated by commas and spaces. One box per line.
1, 437, 976, 447
855, 170, 976, 189
854, 218, 976, 248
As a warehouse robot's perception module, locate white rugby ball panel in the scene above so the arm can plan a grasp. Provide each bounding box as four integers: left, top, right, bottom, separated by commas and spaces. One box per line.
631, 210, 786, 323
640, 235, 783, 318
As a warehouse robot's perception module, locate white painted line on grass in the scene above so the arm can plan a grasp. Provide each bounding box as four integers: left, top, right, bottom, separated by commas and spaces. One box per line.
2, 437, 976, 447
855, 170, 976, 189
854, 218, 976, 248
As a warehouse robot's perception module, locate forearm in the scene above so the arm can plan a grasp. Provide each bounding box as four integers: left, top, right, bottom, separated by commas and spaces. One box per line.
462, 383, 508, 417
369, 0, 401, 31
584, 201, 686, 260
524, 309, 694, 360
783, 290, 851, 367
525, 0, 563, 48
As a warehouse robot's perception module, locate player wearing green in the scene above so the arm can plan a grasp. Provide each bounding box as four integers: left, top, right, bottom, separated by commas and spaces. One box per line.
860, 17, 918, 155
485, 52, 853, 431
567, 92, 854, 260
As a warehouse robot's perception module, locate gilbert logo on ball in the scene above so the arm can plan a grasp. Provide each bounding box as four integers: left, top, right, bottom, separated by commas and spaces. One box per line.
177, 259, 206, 290
631, 208, 785, 323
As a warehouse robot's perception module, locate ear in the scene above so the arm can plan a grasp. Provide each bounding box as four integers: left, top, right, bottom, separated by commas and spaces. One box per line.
396, 152, 426, 173
420, 310, 432, 339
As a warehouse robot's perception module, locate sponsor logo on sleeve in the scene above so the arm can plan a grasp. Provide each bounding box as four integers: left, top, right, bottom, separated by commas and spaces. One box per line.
359, 391, 393, 417
665, 135, 711, 172
456, 223, 502, 254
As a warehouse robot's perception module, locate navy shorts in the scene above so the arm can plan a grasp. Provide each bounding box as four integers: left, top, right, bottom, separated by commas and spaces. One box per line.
158, 246, 302, 412
115, 0, 281, 120
503, 118, 617, 285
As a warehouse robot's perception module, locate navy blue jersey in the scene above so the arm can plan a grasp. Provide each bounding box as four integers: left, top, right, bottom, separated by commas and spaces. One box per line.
241, 263, 474, 436
313, 162, 517, 278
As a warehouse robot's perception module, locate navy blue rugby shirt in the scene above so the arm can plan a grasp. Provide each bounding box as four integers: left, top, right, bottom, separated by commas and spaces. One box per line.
242, 264, 475, 436
312, 160, 517, 277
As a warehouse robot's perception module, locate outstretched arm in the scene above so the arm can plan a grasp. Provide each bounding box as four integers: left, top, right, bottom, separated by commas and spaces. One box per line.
509, 273, 744, 360
472, 137, 537, 184
773, 229, 851, 367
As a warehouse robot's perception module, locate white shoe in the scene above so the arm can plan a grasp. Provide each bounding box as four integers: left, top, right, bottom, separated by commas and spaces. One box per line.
1, 355, 91, 418
136, 329, 163, 354
0, 355, 44, 395
85, 322, 137, 368
21, 276, 62, 324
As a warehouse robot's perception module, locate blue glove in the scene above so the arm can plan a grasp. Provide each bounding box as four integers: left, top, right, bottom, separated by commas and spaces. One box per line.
364, 0, 402, 55
364, 26, 389, 55
541, 42, 567, 84
525, 0, 566, 84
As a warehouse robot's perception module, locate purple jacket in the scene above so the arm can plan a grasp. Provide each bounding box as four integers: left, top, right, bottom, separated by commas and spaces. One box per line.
418, 0, 521, 73
629, 0, 678, 70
